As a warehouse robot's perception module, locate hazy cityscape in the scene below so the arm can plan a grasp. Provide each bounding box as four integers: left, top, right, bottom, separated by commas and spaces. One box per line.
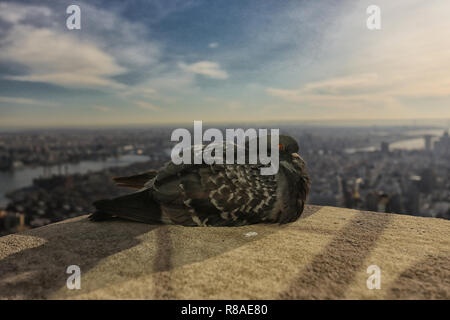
1, 124, 449, 236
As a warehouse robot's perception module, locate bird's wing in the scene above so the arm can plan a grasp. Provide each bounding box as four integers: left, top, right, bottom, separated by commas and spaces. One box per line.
153, 162, 279, 226
140, 141, 280, 226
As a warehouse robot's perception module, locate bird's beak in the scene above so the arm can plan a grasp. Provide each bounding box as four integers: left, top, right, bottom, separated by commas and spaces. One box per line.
291, 153, 301, 159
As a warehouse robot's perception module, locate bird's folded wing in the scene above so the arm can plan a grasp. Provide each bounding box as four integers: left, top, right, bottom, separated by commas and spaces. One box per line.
177, 164, 278, 226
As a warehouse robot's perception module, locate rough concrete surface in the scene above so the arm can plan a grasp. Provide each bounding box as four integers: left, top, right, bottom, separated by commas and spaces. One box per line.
0, 205, 449, 299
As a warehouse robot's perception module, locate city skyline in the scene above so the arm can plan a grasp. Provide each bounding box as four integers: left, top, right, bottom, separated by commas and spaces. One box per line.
1, 0, 450, 128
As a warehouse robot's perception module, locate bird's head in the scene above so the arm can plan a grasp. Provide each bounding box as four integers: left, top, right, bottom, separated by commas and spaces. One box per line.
278, 135, 306, 163
278, 135, 299, 155
279, 135, 310, 197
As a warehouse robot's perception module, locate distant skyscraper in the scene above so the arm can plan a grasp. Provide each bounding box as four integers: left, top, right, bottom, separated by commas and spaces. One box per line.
418, 168, 436, 194
380, 141, 390, 153
424, 135, 432, 151
434, 131, 450, 155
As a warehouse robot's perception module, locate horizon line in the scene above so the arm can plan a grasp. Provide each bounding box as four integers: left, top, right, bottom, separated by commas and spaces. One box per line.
1, 118, 450, 132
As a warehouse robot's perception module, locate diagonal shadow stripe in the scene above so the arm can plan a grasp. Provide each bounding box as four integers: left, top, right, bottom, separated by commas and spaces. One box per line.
298, 205, 322, 220
0, 217, 160, 299
147, 205, 322, 299
152, 226, 175, 299
279, 210, 392, 299
388, 253, 450, 299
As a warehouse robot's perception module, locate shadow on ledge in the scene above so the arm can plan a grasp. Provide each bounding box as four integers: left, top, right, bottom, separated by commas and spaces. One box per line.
0, 205, 322, 299
1, 205, 448, 299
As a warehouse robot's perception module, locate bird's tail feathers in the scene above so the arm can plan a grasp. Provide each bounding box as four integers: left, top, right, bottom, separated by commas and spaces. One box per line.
113, 170, 157, 189
90, 190, 162, 224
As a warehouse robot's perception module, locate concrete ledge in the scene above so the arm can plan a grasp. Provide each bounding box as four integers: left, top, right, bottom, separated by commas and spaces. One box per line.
0, 205, 449, 299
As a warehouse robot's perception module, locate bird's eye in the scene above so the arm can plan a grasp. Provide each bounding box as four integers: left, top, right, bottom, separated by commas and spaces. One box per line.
279, 144, 285, 151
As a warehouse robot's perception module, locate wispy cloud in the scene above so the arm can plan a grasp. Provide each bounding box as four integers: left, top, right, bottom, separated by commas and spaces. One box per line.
134, 101, 161, 111
267, 73, 384, 102
0, 2, 51, 23
266, 73, 407, 118
0, 96, 58, 107
178, 61, 229, 80
208, 42, 219, 48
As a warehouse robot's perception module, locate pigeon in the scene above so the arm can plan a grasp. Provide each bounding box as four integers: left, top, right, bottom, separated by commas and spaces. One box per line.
89, 135, 310, 226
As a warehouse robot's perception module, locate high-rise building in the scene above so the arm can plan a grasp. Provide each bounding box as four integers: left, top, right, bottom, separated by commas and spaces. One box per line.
434, 131, 450, 155
424, 135, 432, 152
380, 141, 390, 153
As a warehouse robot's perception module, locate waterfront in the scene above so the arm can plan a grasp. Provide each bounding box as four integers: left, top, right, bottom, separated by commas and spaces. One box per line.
346, 128, 447, 153
0, 154, 150, 207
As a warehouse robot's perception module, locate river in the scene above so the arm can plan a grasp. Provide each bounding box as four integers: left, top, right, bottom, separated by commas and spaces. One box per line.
346, 129, 447, 153
0, 154, 150, 207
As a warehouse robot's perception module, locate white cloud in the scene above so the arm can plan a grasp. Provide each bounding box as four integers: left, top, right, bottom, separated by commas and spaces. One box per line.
266, 72, 410, 118
134, 101, 161, 111
119, 68, 197, 104
0, 96, 58, 107
303, 74, 381, 95
0, 2, 51, 24
208, 42, 219, 48
267, 73, 382, 97
267, 73, 385, 102
0, 2, 166, 90
0, 24, 126, 89
178, 61, 229, 79
123, 86, 157, 99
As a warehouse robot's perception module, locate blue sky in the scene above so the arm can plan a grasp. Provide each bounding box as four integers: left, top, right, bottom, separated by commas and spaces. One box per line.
0, 0, 450, 127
